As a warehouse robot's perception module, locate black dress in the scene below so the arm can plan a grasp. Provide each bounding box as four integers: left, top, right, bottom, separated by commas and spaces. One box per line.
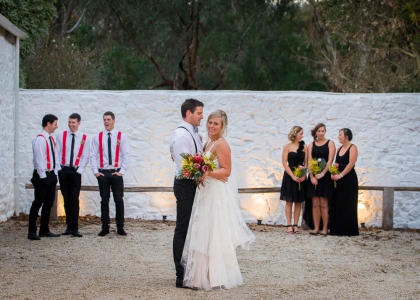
306, 140, 334, 199
303, 140, 334, 230
280, 141, 306, 203
330, 145, 359, 236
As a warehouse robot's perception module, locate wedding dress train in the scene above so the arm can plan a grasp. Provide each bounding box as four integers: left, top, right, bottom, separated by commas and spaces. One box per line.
181, 154, 255, 290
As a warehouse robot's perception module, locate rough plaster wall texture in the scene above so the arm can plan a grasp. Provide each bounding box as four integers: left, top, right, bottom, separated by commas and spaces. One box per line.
0, 36, 15, 221
17, 90, 420, 228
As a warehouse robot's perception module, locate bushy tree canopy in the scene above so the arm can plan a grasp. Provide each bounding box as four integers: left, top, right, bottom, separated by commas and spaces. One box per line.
0, 0, 57, 58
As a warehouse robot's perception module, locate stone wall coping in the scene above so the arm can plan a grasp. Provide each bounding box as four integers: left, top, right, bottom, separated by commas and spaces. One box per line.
19, 89, 420, 96
0, 13, 28, 40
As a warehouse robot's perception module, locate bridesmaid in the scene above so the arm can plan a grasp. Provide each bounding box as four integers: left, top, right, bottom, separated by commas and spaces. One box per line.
305, 123, 335, 236
280, 126, 307, 234
330, 128, 359, 236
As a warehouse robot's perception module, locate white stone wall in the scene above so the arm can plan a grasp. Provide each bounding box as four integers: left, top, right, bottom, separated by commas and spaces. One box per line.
0, 34, 15, 222
18, 90, 420, 228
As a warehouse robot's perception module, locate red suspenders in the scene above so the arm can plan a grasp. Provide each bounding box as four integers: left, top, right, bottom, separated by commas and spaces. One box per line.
74, 134, 87, 167
61, 131, 87, 167
114, 131, 122, 168
99, 131, 121, 168
37, 134, 55, 170
61, 131, 67, 165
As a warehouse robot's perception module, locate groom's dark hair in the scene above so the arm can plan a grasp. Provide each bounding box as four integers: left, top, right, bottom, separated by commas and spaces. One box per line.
181, 98, 204, 118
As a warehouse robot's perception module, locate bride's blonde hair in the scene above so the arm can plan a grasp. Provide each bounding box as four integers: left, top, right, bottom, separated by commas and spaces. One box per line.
207, 110, 228, 137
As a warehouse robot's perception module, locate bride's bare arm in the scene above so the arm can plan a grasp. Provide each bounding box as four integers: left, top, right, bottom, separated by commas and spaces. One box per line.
207, 139, 231, 179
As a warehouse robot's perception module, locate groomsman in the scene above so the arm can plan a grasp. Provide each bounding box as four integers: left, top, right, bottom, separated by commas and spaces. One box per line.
55, 113, 89, 237
28, 114, 61, 240
170, 98, 204, 288
90, 111, 131, 236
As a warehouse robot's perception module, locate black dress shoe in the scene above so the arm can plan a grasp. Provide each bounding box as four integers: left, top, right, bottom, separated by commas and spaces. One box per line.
176, 281, 189, 288
117, 228, 127, 236
28, 233, 40, 240
62, 228, 72, 235
71, 231, 83, 237
175, 277, 184, 288
98, 229, 110, 236
39, 231, 61, 237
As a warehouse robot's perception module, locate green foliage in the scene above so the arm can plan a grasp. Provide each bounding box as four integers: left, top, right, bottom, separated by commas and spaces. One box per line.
22, 35, 100, 89
306, 0, 420, 92
99, 42, 159, 90
0, 0, 57, 59
70, 0, 321, 91
403, 1, 420, 25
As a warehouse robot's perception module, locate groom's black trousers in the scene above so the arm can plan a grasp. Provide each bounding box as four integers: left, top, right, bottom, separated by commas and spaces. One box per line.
173, 178, 197, 280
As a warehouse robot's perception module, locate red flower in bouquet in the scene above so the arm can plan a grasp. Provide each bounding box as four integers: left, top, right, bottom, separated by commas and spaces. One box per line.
176, 152, 218, 186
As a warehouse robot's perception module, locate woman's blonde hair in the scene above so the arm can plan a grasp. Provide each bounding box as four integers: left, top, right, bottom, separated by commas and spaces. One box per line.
207, 110, 228, 136
288, 126, 303, 142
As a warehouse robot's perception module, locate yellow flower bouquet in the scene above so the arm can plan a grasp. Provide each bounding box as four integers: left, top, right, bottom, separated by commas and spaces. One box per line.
292, 165, 307, 190
329, 163, 340, 188
309, 158, 327, 188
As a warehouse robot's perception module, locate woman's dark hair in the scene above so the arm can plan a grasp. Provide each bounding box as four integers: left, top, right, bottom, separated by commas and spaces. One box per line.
181, 98, 204, 118
340, 128, 353, 141
42, 114, 58, 127
311, 123, 326, 141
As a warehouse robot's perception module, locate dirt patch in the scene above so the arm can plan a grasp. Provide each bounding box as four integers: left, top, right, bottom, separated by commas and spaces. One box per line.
0, 216, 419, 299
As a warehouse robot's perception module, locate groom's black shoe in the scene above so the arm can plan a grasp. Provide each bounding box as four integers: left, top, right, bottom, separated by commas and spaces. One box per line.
176, 278, 188, 288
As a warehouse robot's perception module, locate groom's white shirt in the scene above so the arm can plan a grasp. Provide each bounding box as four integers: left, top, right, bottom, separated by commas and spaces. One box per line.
170, 121, 203, 176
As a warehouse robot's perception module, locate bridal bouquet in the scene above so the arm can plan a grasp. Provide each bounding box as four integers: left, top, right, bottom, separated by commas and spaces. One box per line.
176, 152, 218, 185
329, 163, 341, 188
309, 158, 327, 188
292, 165, 308, 190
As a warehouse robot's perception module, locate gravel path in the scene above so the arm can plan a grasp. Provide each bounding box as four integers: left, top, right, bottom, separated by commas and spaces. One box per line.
0, 216, 419, 300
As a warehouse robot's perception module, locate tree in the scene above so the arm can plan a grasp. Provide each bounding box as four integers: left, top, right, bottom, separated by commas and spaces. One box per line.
22, 35, 100, 89
304, 0, 420, 92
0, 0, 57, 59
71, 0, 321, 90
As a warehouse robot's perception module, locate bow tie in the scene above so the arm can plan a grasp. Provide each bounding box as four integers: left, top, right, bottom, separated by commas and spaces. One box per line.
193, 126, 199, 134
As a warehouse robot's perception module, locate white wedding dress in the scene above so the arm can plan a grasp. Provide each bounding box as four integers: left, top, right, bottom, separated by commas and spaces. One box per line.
181, 146, 255, 291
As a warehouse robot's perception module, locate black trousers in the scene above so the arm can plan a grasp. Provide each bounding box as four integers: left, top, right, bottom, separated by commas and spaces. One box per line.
97, 171, 125, 228
173, 178, 197, 280
28, 170, 58, 234
58, 167, 82, 231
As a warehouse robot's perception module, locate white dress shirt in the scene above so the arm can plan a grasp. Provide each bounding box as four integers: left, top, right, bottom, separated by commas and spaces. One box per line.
32, 129, 58, 178
90, 128, 131, 175
170, 121, 203, 176
55, 130, 90, 174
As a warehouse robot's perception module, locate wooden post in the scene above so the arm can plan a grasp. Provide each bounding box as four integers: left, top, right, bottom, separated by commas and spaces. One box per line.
50, 187, 58, 221
382, 187, 394, 230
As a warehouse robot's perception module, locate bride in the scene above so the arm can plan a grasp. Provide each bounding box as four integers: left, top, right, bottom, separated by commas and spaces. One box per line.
181, 110, 255, 290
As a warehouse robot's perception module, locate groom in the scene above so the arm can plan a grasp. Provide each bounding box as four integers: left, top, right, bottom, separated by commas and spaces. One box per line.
170, 98, 204, 288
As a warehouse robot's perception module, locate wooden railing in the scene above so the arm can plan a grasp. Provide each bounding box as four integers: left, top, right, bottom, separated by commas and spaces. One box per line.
25, 184, 420, 230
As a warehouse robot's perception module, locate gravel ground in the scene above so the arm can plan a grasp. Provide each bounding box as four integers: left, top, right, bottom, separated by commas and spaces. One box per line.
0, 215, 419, 300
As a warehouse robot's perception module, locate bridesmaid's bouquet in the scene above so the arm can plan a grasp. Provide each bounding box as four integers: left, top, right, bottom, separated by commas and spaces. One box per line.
309, 158, 327, 188
176, 152, 218, 185
292, 165, 308, 190
329, 163, 340, 188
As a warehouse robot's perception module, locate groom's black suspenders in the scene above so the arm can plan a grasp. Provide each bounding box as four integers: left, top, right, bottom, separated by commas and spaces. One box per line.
177, 126, 198, 154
